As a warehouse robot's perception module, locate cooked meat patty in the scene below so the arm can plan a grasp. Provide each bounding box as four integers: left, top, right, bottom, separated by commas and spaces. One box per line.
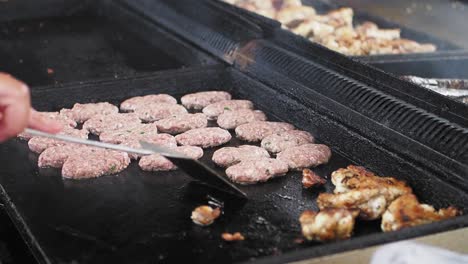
235, 121, 295, 142
181, 91, 232, 110
83, 113, 141, 135
381, 194, 459, 232
134, 103, 188, 122
212, 145, 270, 168
202, 100, 254, 120
120, 94, 177, 112
139, 146, 203, 171
261, 130, 314, 153
225, 158, 289, 184
155, 113, 208, 134
28, 128, 89, 154
18, 111, 77, 140
277, 144, 331, 170
99, 123, 159, 144
62, 148, 131, 179
122, 133, 177, 160
302, 168, 326, 188
191, 205, 221, 226
299, 209, 359, 241
217, 109, 267, 129
60, 102, 118, 123
175, 127, 232, 148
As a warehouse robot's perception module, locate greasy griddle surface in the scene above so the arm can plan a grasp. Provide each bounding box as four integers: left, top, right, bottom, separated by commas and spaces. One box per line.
0, 67, 466, 263
0, 15, 184, 86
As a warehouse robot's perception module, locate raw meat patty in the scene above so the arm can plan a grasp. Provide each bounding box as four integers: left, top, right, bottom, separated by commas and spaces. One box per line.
120, 94, 177, 112
225, 158, 289, 184
202, 100, 254, 120
28, 128, 89, 154
261, 130, 314, 153
139, 146, 204, 171
212, 145, 270, 168
83, 113, 141, 135
235, 121, 295, 142
62, 148, 131, 179
60, 102, 118, 123
155, 113, 207, 134
99, 123, 159, 144
181, 91, 232, 110
277, 144, 331, 170
121, 133, 177, 160
134, 103, 188, 122
175, 127, 232, 148
38, 144, 86, 168
18, 111, 77, 140
217, 109, 267, 130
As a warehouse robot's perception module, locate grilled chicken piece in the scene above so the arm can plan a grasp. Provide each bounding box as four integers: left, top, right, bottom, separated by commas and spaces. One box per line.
317, 188, 387, 220
331, 165, 412, 196
276, 6, 316, 25
302, 169, 326, 188
318, 165, 412, 220
289, 19, 334, 39
191, 206, 221, 226
355, 22, 400, 40
299, 208, 359, 241
316, 8, 353, 29
381, 194, 460, 232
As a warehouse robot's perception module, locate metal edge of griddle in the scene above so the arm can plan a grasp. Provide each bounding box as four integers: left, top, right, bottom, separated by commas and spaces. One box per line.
0, 185, 51, 264
93, 0, 221, 67
0, 0, 92, 22
358, 50, 468, 64
232, 39, 468, 165
363, 55, 468, 79
19, 65, 468, 263
107, 0, 267, 65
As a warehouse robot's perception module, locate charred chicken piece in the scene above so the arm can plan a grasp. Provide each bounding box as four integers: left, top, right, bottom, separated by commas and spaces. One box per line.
221, 232, 245, 241
331, 165, 412, 197
318, 166, 412, 220
317, 188, 388, 220
299, 208, 359, 241
191, 206, 221, 226
381, 194, 460, 232
302, 169, 326, 188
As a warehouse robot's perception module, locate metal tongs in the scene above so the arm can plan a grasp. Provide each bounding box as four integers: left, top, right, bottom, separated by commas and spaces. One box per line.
25, 128, 247, 199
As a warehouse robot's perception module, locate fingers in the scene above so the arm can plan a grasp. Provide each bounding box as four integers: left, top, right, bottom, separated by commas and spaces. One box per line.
0, 73, 31, 142
28, 109, 63, 133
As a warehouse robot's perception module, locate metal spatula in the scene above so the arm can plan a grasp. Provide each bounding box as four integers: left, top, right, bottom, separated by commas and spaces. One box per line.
24, 128, 247, 199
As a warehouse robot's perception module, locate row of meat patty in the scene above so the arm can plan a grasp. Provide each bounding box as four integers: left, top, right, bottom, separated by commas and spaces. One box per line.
19, 91, 331, 182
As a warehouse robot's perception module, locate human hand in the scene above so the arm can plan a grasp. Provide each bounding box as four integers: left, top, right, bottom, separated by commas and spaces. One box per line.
0, 73, 62, 142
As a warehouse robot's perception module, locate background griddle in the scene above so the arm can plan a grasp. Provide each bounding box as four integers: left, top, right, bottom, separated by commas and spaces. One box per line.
0, 66, 467, 264
0, 0, 467, 263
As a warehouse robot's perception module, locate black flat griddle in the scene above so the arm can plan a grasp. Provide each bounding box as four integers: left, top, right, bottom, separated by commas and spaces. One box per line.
0, 66, 467, 264
0, 4, 218, 87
